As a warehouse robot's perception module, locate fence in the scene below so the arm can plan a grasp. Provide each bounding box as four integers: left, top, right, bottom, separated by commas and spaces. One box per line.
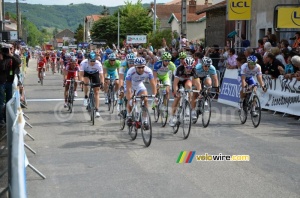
0, 75, 46, 198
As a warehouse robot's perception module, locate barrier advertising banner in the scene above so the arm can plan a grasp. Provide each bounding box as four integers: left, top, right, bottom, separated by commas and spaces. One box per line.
218, 69, 300, 116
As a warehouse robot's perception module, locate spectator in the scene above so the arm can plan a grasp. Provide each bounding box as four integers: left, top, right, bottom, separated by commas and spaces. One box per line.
270, 47, 287, 67
205, 44, 220, 70
148, 43, 153, 52
262, 35, 269, 44
226, 48, 238, 69
292, 31, 300, 49
241, 34, 250, 48
280, 39, 291, 62
264, 53, 284, 78
0, 45, 22, 126
24, 47, 30, 67
244, 47, 253, 58
284, 53, 295, 79
171, 34, 177, 49
290, 55, 300, 80
180, 34, 188, 49
256, 39, 264, 56
269, 34, 278, 47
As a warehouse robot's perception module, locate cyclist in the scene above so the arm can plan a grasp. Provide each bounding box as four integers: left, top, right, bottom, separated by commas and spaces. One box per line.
79, 52, 104, 118
76, 50, 85, 64
118, 53, 136, 112
169, 57, 201, 127
102, 48, 113, 64
50, 51, 57, 73
174, 51, 187, 67
103, 53, 121, 104
239, 55, 267, 116
64, 57, 80, 107
37, 54, 47, 83
153, 52, 176, 110
125, 57, 157, 128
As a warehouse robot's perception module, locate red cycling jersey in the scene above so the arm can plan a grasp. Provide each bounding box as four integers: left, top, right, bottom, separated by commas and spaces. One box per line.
65, 64, 80, 83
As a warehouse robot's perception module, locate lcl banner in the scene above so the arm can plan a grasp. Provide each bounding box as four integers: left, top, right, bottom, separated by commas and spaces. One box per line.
277, 7, 300, 28
227, 0, 252, 21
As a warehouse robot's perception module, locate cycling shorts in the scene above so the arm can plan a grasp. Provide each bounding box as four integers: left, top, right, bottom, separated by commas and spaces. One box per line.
245, 77, 256, 86
105, 70, 119, 80
84, 71, 100, 88
158, 76, 171, 86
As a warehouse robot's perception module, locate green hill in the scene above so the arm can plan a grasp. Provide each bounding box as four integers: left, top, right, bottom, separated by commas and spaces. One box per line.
4, 3, 126, 32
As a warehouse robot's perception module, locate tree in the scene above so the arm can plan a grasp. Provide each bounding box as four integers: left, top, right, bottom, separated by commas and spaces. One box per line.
147, 29, 177, 50
74, 24, 84, 44
91, 0, 153, 47
53, 27, 59, 37
101, 5, 110, 15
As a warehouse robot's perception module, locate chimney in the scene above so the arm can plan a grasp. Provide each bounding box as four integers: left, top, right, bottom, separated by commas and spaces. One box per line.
205, 0, 208, 5
189, 0, 196, 14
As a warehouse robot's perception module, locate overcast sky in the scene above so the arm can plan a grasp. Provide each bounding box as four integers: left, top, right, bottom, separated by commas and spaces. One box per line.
18, 0, 223, 7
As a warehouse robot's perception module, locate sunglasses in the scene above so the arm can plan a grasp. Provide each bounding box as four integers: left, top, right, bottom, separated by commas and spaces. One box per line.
248, 62, 256, 66
90, 60, 95, 62
185, 66, 193, 70
110, 59, 116, 61
128, 61, 134, 64
203, 65, 209, 67
164, 60, 170, 62
136, 66, 145, 69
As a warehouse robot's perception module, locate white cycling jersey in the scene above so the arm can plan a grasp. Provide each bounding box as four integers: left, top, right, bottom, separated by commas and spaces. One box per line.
125, 66, 154, 94
79, 59, 103, 73
240, 63, 262, 78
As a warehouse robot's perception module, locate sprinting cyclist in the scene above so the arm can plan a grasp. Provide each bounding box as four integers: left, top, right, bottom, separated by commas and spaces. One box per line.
153, 52, 176, 110
125, 57, 157, 128
239, 55, 267, 116
194, 56, 219, 119
64, 58, 80, 107
50, 51, 57, 73
174, 51, 187, 67
79, 52, 104, 118
103, 53, 121, 104
118, 53, 136, 112
169, 57, 201, 127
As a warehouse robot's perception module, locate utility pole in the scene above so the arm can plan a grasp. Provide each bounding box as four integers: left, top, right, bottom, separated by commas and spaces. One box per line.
153, 0, 156, 33
117, 10, 120, 49
181, 0, 187, 37
16, 0, 19, 39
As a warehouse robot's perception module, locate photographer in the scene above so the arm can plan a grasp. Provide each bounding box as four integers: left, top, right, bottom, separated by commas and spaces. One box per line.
0, 44, 22, 126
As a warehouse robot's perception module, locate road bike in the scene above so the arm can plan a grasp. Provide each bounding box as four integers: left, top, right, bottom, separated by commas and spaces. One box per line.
238, 84, 262, 128
118, 91, 127, 130
107, 78, 118, 114
152, 83, 169, 127
66, 78, 80, 113
192, 85, 212, 128
38, 67, 44, 86
86, 77, 101, 125
128, 93, 154, 147
172, 86, 192, 139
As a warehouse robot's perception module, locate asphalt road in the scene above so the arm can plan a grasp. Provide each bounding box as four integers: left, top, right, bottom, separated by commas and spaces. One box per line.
23, 59, 300, 198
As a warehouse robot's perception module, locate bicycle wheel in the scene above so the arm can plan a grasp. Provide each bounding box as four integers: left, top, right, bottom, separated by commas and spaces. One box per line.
251, 95, 261, 128
128, 114, 138, 140
182, 100, 191, 139
107, 90, 112, 111
68, 89, 73, 113
172, 108, 181, 134
238, 99, 248, 124
160, 94, 168, 127
140, 107, 152, 147
110, 89, 115, 114
90, 97, 95, 125
192, 100, 201, 124
202, 97, 211, 128
153, 97, 160, 123
119, 101, 126, 130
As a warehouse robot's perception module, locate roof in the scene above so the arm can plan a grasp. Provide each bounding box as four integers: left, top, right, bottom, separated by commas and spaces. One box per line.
169, 12, 206, 23
85, 15, 106, 22
196, 0, 226, 14
153, 4, 209, 19
165, 0, 213, 5
56, 38, 63, 43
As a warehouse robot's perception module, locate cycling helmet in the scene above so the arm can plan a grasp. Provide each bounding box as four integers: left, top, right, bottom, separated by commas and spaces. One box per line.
184, 57, 196, 67
77, 50, 82, 53
108, 53, 116, 60
247, 55, 257, 63
134, 57, 146, 66
65, 53, 71, 59
70, 52, 74, 56
161, 52, 172, 61
179, 51, 187, 59
88, 52, 96, 61
105, 48, 113, 54
202, 56, 212, 66
126, 53, 136, 61
70, 57, 77, 63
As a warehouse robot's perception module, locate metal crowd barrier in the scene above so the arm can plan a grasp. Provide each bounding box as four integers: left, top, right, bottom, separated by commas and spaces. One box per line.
0, 75, 46, 198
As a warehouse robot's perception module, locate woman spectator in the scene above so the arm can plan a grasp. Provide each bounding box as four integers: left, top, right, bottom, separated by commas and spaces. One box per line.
256, 39, 264, 56
270, 47, 287, 67
290, 55, 300, 81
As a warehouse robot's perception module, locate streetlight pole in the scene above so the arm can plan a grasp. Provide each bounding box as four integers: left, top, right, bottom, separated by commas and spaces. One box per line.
117, 10, 120, 49
153, 0, 156, 32
16, 0, 19, 39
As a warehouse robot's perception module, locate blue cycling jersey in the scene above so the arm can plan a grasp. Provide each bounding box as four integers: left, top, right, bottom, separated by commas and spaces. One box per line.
195, 63, 217, 78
